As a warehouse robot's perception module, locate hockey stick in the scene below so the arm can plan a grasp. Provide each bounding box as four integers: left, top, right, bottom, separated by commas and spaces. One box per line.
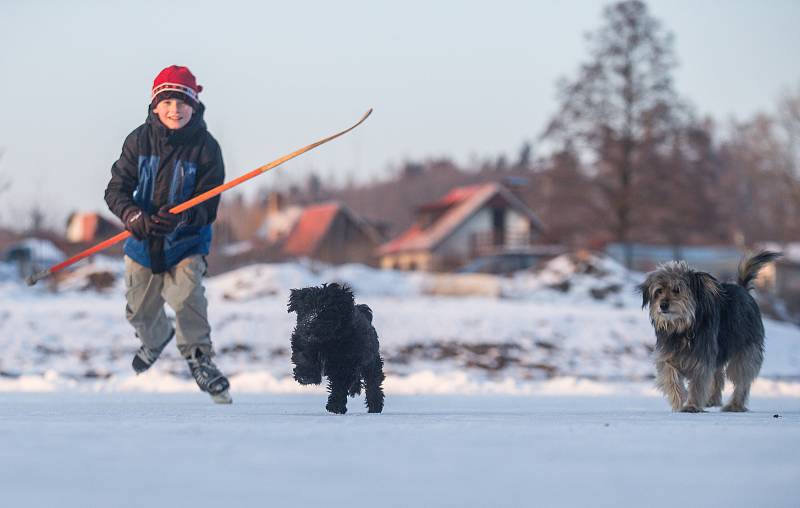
26, 108, 373, 286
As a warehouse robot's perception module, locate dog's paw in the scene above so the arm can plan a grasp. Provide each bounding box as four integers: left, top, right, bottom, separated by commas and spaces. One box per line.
326, 402, 347, 415
721, 404, 748, 413
367, 403, 383, 414
679, 404, 705, 413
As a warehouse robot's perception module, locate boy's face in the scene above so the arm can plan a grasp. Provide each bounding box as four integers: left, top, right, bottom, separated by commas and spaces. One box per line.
153, 98, 193, 130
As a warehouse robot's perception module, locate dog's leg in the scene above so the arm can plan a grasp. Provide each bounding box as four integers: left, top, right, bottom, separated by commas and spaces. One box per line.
348, 377, 362, 397
292, 352, 322, 385
706, 367, 725, 407
682, 367, 713, 413
723, 346, 762, 412
363, 356, 385, 414
655, 359, 686, 411
325, 373, 349, 415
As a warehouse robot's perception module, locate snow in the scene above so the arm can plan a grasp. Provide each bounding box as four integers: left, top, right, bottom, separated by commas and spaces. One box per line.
0, 393, 797, 508
1, 253, 798, 396
210, 260, 428, 300
218, 240, 253, 257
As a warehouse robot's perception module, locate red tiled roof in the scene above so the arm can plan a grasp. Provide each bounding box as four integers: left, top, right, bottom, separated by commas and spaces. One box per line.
282, 203, 340, 257
417, 184, 485, 211
375, 223, 425, 255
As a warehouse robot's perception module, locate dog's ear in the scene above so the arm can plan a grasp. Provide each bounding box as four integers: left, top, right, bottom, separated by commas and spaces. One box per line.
689, 271, 721, 319
329, 282, 355, 307
328, 282, 353, 296
637, 276, 653, 308
287, 288, 301, 314
340, 283, 355, 301
356, 303, 373, 323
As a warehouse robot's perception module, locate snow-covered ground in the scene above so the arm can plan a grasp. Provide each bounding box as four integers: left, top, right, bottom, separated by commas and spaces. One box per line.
1, 254, 798, 397
1, 393, 798, 508
2, 255, 799, 506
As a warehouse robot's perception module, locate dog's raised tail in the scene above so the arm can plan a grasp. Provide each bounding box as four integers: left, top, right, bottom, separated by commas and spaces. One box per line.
738, 250, 782, 290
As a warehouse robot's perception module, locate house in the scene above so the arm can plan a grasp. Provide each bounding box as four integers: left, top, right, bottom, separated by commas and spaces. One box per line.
212, 198, 383, 269
775, 258, 800, 318
758, 242, 800, 318
281, 201, 382, 265
377, 182, 545, 272
605, 243, 743, 278
65, 212, 122, 243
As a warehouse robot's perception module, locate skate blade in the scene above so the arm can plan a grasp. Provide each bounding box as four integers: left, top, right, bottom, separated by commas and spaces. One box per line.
211, 390, 232, 404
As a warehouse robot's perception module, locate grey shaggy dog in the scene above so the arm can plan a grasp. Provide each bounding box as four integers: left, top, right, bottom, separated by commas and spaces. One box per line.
638, 251, 781, 412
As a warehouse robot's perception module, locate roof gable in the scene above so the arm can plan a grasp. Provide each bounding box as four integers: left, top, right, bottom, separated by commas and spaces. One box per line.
282, 201, 381, 257
282, 203, 340, 257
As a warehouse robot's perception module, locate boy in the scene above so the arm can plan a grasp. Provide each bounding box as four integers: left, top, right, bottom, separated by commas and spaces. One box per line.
105, 65, 231, 403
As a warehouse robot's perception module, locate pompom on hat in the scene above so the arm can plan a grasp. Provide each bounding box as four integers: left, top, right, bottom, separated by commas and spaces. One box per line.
150, 65, 202, 109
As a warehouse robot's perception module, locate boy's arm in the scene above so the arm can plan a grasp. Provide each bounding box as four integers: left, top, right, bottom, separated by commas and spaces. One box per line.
104, 131, 141, 221
182, 140, 225, 228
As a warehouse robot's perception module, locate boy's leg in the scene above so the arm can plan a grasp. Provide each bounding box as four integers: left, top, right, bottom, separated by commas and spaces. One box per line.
161, 255, 213, 358
124, 256, 172, 353
162, 255, 230, 402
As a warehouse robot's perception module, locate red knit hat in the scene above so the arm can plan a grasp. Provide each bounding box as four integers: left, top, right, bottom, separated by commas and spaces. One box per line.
151, 65, 203, 107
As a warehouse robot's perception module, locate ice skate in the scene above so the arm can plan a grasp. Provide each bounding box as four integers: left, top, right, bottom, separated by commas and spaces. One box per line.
187, 349, 232, 404
132, 329, 175, 374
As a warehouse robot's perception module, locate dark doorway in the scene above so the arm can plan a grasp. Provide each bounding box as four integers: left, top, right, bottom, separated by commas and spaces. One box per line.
492, 208, 506, 246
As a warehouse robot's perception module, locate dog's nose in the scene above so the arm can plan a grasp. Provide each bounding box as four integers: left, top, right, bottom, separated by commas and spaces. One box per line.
660, 301, 670, 311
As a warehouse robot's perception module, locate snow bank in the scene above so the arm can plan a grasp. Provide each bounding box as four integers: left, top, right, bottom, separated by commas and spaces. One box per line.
1, 254, 798, 396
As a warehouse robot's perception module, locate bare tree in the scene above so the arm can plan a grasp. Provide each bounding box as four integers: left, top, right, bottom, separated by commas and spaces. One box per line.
720, 110, 800, 245
778, 84, 800, 206
542, 0, 687, 266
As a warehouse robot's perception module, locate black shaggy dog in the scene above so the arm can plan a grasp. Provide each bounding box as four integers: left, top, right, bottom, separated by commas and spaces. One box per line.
288, 283, 385, 414
638, 251, 781, 413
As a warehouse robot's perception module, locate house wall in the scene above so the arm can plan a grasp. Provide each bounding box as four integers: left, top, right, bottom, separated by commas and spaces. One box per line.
776, 262, 800, 315
315, 214, 379, 266
379, 252, 431, 271
605, 243, 742, 277
432, 208, 532, 270
507, 212, 532, 246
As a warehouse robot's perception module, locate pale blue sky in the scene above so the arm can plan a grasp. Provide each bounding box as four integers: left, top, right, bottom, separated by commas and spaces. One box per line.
0, 0, 798, 227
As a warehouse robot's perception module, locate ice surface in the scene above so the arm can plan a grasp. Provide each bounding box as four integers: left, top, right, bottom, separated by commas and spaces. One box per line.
0, 394, 797, 508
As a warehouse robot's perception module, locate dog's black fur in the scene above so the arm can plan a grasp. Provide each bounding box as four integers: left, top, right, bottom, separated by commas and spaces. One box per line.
638, 251, 781, 412
288, 283, 385, 414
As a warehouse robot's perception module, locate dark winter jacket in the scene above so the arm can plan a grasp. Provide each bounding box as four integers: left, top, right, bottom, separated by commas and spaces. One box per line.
104, 104, 225, 273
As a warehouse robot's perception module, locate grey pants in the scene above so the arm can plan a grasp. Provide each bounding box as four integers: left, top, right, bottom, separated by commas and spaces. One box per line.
124, 255, 213, 358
